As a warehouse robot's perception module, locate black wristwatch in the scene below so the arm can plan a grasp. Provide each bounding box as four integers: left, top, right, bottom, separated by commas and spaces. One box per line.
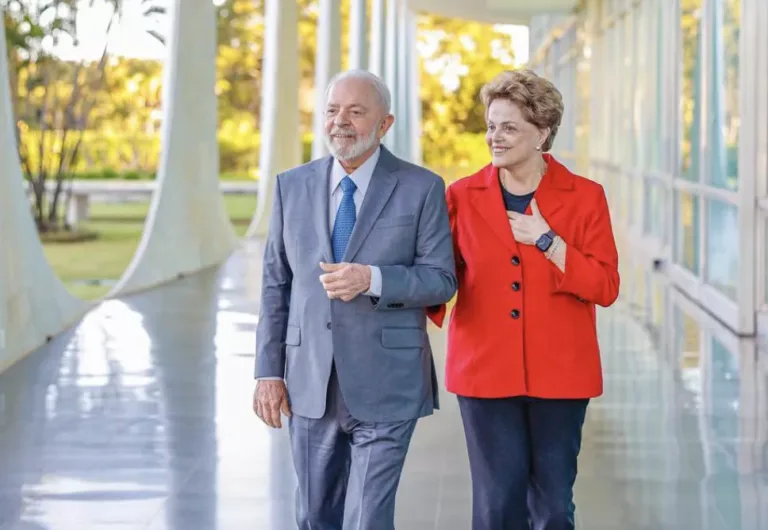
535, 230, 556, 252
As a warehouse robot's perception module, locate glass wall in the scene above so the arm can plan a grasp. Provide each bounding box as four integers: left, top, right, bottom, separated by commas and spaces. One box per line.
527, 0, 763, 336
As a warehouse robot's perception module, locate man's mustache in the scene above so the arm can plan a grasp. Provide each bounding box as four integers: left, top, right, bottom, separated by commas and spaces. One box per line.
330, 128, 356, 136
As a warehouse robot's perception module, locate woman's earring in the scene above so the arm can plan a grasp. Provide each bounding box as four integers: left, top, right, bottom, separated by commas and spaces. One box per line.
535, 145, 541, 151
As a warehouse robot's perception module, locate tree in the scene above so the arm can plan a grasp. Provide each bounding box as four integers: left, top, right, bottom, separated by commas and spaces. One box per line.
3, 0, 165, 232
416, 15, 517, 175
214, 0, 327, 136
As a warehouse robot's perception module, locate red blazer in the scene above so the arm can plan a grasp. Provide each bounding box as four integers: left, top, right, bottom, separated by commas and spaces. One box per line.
429, 155, 620, 399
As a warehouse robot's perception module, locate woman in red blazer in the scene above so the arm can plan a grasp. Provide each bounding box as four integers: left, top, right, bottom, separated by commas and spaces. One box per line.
430, 70, 619, 529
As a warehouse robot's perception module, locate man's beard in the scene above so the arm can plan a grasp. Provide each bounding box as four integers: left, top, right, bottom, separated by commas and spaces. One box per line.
324, 124, 381, 161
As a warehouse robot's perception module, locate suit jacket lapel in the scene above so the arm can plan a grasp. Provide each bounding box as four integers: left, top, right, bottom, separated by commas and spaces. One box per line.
342, 149, 397, 263
308, 157, 334, 262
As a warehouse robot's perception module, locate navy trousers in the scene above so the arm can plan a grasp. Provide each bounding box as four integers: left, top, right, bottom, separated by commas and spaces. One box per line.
457, 396, 589, 530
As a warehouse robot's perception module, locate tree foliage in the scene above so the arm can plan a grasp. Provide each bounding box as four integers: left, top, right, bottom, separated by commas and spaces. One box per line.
4, 0, 520, 229
417, 16, 516, 174
3, 0, 165, 232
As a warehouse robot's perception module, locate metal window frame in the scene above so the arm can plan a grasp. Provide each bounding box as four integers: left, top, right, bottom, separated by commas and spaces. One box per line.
753, 0, 768, 341
530, 0, 762, 336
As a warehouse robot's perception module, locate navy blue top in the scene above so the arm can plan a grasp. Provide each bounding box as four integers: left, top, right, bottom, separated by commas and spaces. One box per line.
500, 183, 535, 214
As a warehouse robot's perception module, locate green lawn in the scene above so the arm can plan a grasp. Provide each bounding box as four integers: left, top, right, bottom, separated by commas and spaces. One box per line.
42, 195, 257, 300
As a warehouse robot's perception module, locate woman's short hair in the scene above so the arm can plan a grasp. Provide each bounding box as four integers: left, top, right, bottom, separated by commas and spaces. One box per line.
480, 70, 564, 152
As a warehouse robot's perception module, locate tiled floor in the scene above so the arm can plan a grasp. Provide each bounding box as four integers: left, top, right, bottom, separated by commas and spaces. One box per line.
0, 241, 766, 529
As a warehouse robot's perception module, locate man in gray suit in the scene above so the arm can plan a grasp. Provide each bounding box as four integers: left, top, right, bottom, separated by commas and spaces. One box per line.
252, 69, 457, 530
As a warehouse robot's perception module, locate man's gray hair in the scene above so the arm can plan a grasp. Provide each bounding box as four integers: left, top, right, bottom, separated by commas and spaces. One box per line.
325, 69, 392, 114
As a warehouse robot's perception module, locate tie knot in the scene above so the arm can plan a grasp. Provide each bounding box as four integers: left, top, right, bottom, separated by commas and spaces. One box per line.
339, 176, 356, 194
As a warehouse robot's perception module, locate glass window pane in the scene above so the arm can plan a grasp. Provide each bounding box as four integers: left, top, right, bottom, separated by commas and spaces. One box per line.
623, 16, 634, 166
704, 199, 739, 299
619, 173, 631, 223
707, 0, 740, 190
632, 175, 642, 227
610, 27, 622, 163
652, 0, 663, 171
644, 181, 666, 239
676, 191, 700, 274
681, 0, 704, 179
575, 22, 590, 173
636, 1, 650, 167
643, 181, 654, 234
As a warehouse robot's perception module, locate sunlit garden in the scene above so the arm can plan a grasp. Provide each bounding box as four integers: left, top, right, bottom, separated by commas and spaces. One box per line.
5, 0, 522, 301
40, 195, 258, 299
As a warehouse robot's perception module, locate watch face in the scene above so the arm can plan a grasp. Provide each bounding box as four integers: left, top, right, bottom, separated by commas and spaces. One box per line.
536, 233, 553, 251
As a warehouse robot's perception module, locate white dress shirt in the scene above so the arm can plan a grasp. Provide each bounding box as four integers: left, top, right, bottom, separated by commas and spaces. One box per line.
328, 146, 382, 298
258, 148, 383, 382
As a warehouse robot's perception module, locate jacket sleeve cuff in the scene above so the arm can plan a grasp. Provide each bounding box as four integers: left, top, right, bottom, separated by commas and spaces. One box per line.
552, 242, 580, 294
552, 242, 619, 306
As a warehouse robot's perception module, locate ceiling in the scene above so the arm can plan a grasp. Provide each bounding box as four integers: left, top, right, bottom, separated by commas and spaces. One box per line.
407, 0, 579, 24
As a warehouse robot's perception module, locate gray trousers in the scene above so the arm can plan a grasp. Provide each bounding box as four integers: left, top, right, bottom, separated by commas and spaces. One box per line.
288, 367, 417, 530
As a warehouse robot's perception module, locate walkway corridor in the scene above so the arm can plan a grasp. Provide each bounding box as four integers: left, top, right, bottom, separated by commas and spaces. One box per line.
0, 242, 765, 530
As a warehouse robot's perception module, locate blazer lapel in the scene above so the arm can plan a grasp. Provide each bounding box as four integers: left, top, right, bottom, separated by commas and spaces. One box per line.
469, 156, 572, 250
469, 165, 517, 251
307, 157, 334, 263
528, 155, 570, 218
342, 151, 397, 263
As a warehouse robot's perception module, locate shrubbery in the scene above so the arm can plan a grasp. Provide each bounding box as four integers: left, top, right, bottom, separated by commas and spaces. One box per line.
20, 128, 316, 181
20, 127, 493, 182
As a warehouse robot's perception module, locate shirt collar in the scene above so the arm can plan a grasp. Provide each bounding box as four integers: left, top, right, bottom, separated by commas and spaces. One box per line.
330, 145, 382, 196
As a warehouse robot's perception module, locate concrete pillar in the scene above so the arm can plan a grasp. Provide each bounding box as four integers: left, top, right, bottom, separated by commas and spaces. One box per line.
349, 0, 368, 70
384, 0, 399, 152
112, 0, 239, 296
249, 0, 300, 237
396, 0, 410, 159
311, 0, 342, 160
0, 10, 85, 372
368, 0, 386, 77
407, 10, 423, 164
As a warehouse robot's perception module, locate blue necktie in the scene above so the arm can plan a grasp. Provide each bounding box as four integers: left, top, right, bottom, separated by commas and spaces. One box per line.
332, 176, 357, 262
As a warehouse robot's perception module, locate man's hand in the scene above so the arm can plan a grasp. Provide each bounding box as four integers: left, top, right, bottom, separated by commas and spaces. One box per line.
319, 262, 371, 301
253, 380, 291, 428
508, 199, 551, 245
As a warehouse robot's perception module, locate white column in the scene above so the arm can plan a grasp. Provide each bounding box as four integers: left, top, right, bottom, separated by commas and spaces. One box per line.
0, 11, 85, 372
384, 0, 399, 152
311, 0, 342, 160
249, 0, 300, 237
396, 0, 410, 159
349, 0, 367, 70
112, 0, 238, 296
368, 0, 386, 77
407, 10, 422, 164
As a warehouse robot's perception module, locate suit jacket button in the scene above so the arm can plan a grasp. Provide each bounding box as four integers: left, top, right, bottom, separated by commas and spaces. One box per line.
326, 322, 332, 330
511, 256, 520, 266
511, 282, 521, 291
510, 309, 520, 319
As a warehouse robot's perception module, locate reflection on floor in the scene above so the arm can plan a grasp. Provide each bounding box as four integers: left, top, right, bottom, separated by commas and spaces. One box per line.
0, 241, 766, 530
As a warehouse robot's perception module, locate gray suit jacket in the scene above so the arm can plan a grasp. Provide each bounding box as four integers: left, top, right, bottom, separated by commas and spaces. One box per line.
255, 146, 457, 423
